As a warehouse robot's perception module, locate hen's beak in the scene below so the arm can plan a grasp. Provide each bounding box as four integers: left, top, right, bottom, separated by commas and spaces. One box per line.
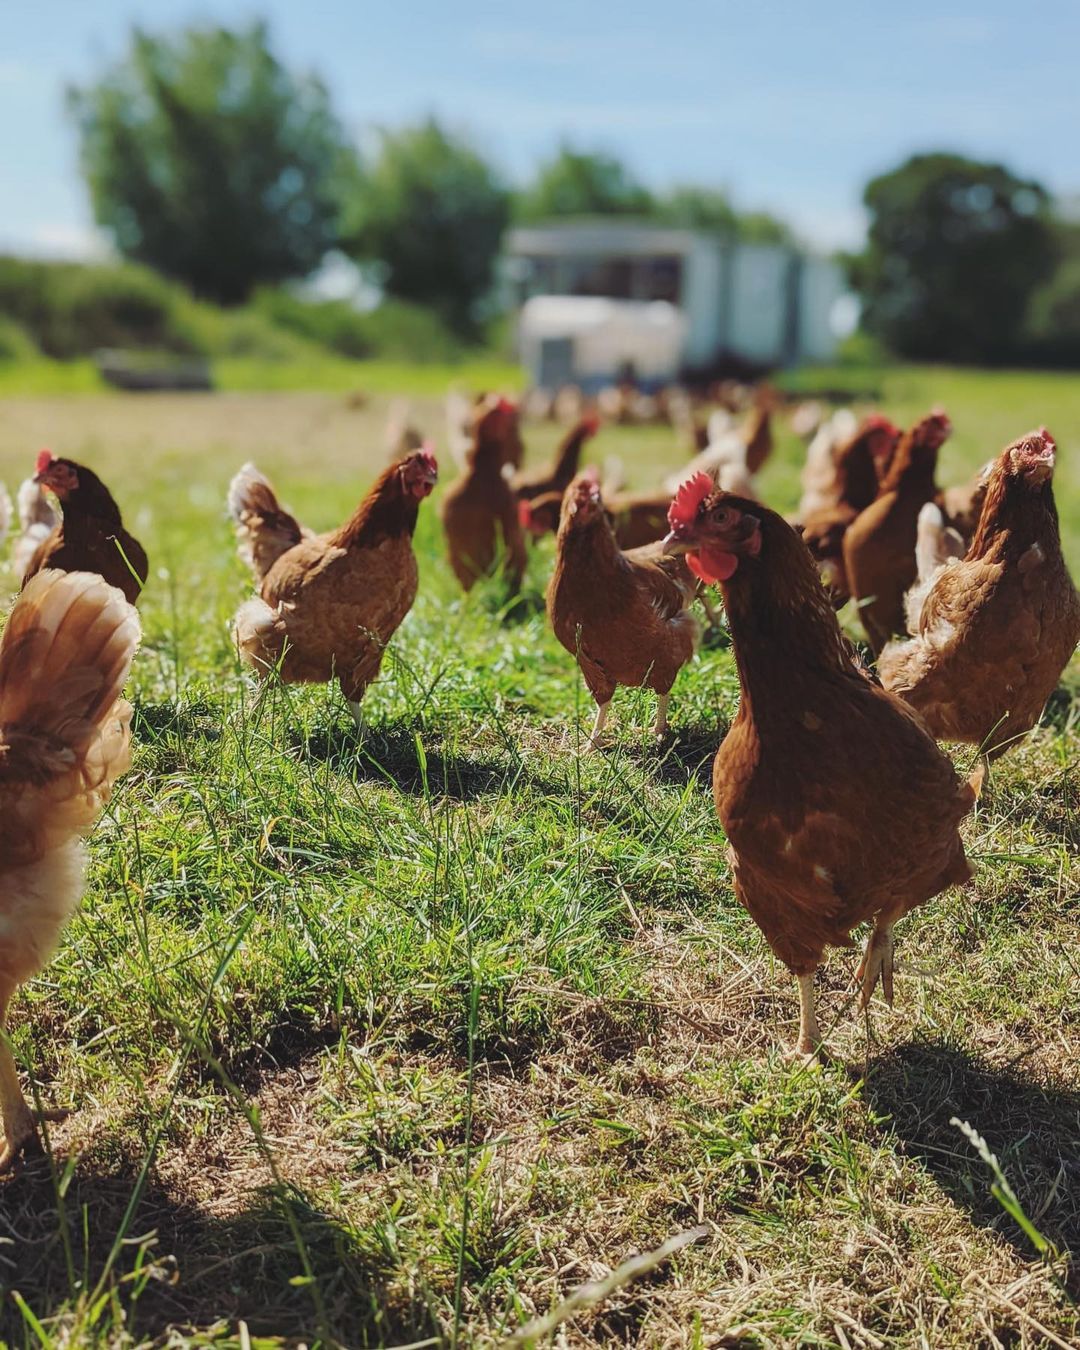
661, 531, 689, 557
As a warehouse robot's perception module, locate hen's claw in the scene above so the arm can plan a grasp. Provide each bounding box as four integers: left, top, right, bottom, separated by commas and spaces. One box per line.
855, 925, 895, 1009
0, 1104, 69, 1175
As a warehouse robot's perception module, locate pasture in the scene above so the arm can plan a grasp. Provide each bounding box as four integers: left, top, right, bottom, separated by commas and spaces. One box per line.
0, 363, 1077, 1348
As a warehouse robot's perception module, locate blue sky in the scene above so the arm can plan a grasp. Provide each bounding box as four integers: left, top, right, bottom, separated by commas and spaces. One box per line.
2, 0, 1078, 258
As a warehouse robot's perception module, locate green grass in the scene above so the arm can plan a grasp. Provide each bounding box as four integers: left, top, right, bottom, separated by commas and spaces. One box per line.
0, 353, 524, 398
0, 367, 1076, 1347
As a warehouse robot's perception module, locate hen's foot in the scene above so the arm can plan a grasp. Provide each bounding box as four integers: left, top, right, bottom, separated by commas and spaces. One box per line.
789, 972, 825, 1063
584, 701, 610, 753
855, 925, 895, 1009
0, 1104, 69, 1175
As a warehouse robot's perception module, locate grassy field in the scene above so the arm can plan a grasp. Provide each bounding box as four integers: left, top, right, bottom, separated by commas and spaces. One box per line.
0, 364, 1077, 1348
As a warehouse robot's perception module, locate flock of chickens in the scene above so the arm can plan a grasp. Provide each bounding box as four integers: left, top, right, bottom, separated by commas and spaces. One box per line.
0, 385, 1076, 1172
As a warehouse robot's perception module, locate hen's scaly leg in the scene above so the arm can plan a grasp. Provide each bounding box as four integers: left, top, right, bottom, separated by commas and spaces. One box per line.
586, 700, 610, 752
347, 700, 366, 736
855, 922, 895, 1009
0, 978, 65, 1174
652, 693, 670, 741
790, 972, 821, 1060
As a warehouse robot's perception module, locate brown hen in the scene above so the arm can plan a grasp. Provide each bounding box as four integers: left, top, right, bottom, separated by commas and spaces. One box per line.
879, 429, 1080, 760
664, 474, 977, 1057
514, 413, 600, 505
844, 411, 951, 652
548, 472, 698, 747
24, 452, 149, 604
441, 398, 527, 593
799, 416, 900, 606
230, 449, 438, 727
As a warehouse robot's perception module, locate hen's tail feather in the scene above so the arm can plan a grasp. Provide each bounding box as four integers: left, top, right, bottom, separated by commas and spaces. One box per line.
915, 502, 965, 584
226, 462, 305, 582
233, 596, 288, 675
16, 476, 59, 534
13, 522, 54, 581
0, 571, 139, 831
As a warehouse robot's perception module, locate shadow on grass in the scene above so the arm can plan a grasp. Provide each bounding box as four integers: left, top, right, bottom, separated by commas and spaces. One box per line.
865, 1040, 1080, 1279
1040, 682, 1079, 737
296, 722, 561, 801
500, 588, 546, 624
133, 698, 223, 744
659, 723, 723, 787
0, 1157, 430, 1345
613, 723, 722, 789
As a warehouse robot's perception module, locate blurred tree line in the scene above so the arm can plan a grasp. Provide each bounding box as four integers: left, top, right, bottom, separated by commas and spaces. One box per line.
45, 19, 1080, 365
853, 152, 1074, 365
65, 20, 791, 341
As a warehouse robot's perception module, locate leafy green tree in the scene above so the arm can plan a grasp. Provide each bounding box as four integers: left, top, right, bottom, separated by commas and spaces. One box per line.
1023, 223, 1080, 365
69, 22, 353, 304
656, 186, 737, 234
736, 210, 794, 246
517, 145, 654, 220
342, 119, 510, 336
856, 152, 1056, 362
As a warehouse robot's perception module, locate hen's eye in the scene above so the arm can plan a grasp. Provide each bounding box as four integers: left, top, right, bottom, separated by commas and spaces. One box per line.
712, 508, 737, 527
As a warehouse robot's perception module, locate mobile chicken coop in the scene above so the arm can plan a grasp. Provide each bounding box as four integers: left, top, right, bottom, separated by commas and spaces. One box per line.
505, 220, 846, 388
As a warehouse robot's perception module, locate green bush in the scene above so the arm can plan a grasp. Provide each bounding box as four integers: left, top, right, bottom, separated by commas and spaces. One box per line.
0, 315, 39, 360
0, 256, 472, 369
175, 296, 323, 362
254, 288, 376, 358
254, 290, 462, 362
353, 298, 462, 362
834, 329, 891, 367
1023, 258, 1080, 366
0, 256, 201, 357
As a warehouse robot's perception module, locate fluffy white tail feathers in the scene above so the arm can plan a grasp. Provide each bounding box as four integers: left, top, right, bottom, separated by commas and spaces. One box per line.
11, 477, 60, 580
905, 502, 966, 631
0, 570, 139, 834
226, 462, 305, 583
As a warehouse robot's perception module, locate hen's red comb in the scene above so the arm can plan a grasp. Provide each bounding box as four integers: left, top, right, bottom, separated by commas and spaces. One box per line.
668, 471, 714, 530
863, 414, 898, 436
36, 448, 54, 474
497, 397, 517, 415
518, 499, 533, 528
581, 411, 601, 436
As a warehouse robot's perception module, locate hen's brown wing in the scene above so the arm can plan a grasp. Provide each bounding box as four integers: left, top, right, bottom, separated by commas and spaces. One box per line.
227, 463, 309, 584
623, 543, 696, 616
885, 550, 1078, 750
